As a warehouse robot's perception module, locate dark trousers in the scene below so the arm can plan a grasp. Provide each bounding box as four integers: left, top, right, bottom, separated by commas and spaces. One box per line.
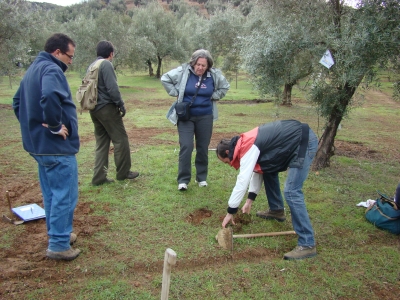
263, 172, 285, 210
90, 104, 131, 184
177, 114, 213, 184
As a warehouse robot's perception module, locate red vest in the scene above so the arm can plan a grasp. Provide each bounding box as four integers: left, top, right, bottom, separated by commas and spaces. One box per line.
230, 127, 263, 173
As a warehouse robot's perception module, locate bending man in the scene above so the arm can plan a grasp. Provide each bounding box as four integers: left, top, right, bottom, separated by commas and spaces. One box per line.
216, 119, 318, 260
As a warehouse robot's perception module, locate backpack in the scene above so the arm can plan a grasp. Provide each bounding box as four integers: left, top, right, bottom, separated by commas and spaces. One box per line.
365, 191, 400, 234
76, 59, 105, 114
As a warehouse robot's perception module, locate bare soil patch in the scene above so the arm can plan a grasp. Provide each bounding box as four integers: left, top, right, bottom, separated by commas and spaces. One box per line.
185, 208, 212, 225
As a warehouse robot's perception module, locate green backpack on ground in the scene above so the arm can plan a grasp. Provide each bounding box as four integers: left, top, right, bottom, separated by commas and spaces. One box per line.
76, 59, 105, 114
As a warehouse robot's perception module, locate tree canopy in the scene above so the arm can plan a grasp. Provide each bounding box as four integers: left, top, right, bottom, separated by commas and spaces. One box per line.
2, 0, 399, 169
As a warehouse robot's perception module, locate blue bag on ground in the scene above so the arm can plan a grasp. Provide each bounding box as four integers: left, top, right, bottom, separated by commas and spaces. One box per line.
365, 192, 400, 234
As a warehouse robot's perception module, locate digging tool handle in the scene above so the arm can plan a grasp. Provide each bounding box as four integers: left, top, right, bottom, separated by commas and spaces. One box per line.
232, 230, 296, 238
6, 191, 13, 219
161, 248, 177, 300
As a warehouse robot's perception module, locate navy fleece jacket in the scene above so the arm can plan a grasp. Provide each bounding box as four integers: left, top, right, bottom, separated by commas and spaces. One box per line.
13, 51, 79, 155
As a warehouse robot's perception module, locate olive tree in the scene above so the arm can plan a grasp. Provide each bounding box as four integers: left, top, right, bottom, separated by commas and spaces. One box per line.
242, 0, 400, 169
208, 5, 245, 86
0, 0, 40, 87
131, 1, 189, 78
241, 0, 326, 105
310, 0, 400, 169
65, 10, 143, 74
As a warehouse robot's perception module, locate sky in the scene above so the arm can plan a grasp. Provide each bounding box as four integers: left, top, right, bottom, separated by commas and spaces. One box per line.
27, 0, 359, 8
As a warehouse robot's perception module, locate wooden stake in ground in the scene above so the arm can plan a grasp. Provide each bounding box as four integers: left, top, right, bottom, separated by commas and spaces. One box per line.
161, 248, 177, 300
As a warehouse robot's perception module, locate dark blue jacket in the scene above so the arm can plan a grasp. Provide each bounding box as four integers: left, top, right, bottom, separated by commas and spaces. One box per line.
13, 52, 79, 155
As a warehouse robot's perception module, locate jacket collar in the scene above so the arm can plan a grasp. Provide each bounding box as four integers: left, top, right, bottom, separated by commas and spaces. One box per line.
38, 51, 68, 72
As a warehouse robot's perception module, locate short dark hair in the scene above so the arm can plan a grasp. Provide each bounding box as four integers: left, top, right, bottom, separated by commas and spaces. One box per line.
44, 33, 75, 53
189, 49, 214, 70
96, 41, 114, 58
216, 139, 231, 159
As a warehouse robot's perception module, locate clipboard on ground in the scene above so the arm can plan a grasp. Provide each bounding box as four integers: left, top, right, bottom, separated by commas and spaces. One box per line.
11, 204, 45, 222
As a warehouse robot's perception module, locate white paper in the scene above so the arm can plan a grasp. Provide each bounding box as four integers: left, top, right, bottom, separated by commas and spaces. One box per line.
319, 50, 335, 69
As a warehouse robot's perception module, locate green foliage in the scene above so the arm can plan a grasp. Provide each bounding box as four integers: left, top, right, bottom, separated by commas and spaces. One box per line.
208, 4, 244, 77
0, 0, 399, 168
131, 1, 190, 77
242, 0, 326, 101
0, 0, 44, 86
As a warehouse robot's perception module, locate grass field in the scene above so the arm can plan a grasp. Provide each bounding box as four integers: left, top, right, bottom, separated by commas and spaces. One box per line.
0, 68, 399, 299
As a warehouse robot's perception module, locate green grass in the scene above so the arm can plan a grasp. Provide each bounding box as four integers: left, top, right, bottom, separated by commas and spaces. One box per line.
1, 69, 400, 299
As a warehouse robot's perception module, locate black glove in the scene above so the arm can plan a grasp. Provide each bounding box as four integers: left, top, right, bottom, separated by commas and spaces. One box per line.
119, 105, 126, 117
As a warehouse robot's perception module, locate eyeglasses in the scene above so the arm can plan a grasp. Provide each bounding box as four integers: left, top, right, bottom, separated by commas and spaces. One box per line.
62, 52, 74, 59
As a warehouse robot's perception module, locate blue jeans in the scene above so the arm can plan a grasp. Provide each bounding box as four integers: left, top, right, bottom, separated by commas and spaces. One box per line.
263, 128, 318, 247
31, 155, 78, 252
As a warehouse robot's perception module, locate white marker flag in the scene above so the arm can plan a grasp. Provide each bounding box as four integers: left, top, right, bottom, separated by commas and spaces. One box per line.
319, 50, 334, 69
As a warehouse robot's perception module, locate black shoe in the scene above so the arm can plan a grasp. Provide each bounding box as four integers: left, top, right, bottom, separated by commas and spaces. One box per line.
127, 171, 139, 179
118, 171, 140, 181
92, 178, 115, 186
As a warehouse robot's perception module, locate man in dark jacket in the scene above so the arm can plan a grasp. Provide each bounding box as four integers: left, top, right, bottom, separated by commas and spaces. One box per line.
13, 33, 80, 261
88, 41, 139, 186
216, 120, 318, 260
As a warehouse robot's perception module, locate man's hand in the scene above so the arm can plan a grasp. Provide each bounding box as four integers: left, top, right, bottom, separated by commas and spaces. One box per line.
222, 213, 235, 228
241, 198, 253, 214
42, 123, 68, 140
119, 105, 126, 117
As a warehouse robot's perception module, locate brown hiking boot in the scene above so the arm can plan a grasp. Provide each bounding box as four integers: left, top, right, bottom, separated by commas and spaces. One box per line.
256, 209, 286, 222
283, 246, 317, 260
46, 247, 81, 261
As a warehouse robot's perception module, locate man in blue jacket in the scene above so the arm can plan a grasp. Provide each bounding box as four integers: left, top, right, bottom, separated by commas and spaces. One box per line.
13, 33, 80, 261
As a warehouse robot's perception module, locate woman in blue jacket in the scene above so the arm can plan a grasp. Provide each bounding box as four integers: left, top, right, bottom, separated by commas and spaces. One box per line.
161, 49, 230, 191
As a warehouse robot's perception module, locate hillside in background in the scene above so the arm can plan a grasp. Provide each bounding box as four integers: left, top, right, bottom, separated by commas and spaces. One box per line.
26, 0, 236, 17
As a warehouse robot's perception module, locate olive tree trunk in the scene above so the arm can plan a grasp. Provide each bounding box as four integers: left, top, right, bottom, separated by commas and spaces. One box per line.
281, 82, 294, 106
156, 55, 162, 79
312, 81, 359, 170
146, 59, 154, 77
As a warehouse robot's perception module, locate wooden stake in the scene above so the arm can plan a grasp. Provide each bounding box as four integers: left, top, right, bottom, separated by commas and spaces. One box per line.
161, 248, 177, 300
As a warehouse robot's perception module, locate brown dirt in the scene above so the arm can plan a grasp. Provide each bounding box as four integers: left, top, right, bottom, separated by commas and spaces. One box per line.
1, 92, 399, 299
